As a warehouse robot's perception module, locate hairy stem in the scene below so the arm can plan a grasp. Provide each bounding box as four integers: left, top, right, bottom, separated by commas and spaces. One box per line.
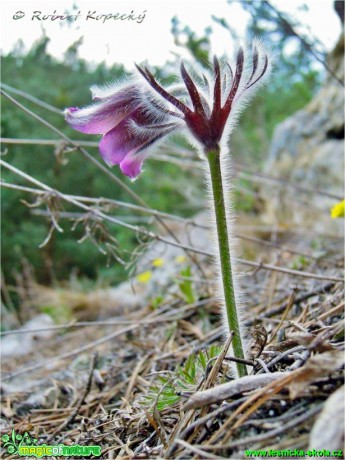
206, 147, 247, 377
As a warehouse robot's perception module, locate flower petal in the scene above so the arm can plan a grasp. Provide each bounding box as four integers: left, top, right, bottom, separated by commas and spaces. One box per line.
120, 152, 146, 179
65, 86, 140, 134
90, 83, 137, 101
99, 123, 134, 166
99, 109, 178, 178
65, 101, 133, 135
98, 111, 151, 168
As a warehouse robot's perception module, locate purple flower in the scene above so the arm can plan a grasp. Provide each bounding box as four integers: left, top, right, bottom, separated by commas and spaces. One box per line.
65, 81, 180, 178
65, 42, 270, 179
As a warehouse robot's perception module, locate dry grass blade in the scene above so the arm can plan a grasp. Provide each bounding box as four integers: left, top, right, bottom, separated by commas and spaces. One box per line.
206, 372, 297, 445
2, 160, 343, 283
202, 332, 234, 391
269, 289, 296, 344
175, 439, 225, 459
197, 404, 323, 450
46, 352, 98, 442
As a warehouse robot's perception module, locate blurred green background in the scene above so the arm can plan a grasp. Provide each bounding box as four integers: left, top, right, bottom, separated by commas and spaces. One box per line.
1, 1, 328, 293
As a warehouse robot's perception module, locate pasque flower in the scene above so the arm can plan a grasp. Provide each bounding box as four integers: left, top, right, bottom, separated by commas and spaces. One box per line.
65, 41, 270, 178
65, 84, 179, 178
66, 42, 271, 377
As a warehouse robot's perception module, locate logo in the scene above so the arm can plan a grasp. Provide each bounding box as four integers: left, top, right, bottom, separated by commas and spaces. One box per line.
2, 429, 37, 455
1, 429, 101, 457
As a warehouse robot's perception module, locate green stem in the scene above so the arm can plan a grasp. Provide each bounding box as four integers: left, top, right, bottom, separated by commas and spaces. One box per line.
206, 147, 247, 377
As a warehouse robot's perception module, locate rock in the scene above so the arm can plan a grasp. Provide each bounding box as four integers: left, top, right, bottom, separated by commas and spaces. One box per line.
309, 385, 344, 452
24, 281, 147, 320
1, 314, 55, 358
264, 30, 344, 229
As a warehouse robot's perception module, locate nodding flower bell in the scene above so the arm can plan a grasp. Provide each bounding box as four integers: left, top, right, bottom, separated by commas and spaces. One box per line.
65, 41, 271, 179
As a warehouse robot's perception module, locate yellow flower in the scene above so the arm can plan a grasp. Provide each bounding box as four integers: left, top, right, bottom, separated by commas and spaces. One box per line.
136, 271, 152, 283
175, 255, 186, 264
331, 200, 345, 218
152, 258, 164, 267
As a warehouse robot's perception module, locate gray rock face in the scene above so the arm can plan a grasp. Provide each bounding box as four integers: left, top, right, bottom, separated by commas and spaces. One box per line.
266, 32, 344, 193
263, 31, 344, 230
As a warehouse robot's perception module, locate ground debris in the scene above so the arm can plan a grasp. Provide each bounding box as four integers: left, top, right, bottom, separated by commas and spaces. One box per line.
1, 236, 344, 459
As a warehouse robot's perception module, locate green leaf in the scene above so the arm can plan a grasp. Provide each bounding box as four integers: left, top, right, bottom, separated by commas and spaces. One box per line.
177, 266, 196, 304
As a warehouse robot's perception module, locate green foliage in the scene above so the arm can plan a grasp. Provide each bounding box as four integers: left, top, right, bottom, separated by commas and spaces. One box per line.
239, 0, 325, 83
233, 178, 257, 213
171, 16, 211, 65
177, 265, 196, 304
289, 255, 309, 270
1, 37, 198, 292
40, 304, 73, 323
142, 345, 221, 411
150, 295, 165, 310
